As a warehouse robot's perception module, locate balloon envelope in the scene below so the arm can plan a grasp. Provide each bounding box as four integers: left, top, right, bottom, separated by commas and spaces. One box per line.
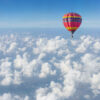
63, 13, 82, 37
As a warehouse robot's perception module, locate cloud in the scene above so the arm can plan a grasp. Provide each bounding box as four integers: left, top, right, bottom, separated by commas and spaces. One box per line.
0, 58, 13, 86
0, 93, 29, 100
7, 42, 17, 53
93, 41, 100, 53
33, 36, 67, 54
90, 73, 100, 95
75, 35, 93, 53
0, 34, 100, 100
84, 95, 90, 99
39, 63, 56, 78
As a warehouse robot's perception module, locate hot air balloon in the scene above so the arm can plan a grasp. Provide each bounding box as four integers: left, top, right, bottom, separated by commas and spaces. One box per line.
63, 13, 82, 38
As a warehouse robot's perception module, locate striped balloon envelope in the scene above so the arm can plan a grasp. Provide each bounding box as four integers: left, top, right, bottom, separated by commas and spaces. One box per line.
63, 13, 82, 38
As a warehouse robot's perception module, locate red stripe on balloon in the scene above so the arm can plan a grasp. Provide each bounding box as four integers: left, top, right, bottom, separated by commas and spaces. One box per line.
63, 22, 81, 27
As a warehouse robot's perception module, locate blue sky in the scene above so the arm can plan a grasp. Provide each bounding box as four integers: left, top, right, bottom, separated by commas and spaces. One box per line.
0, 0, 100, 28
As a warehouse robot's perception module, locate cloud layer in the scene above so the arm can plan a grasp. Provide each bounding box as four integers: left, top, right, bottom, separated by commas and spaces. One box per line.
0, 34, 100, 100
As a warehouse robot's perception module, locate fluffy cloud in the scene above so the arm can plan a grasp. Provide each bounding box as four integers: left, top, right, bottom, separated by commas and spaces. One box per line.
84, 95, 90, 99
93, 41, 100, 53
90, 73, 100, 95
33, 36, 67, 54
7, 42, 17, 53
0, 34, 100, 100
0, 93, 29, 100
75, 36, 93, 53
39, 63, 56, 78
0, 58, 13, 86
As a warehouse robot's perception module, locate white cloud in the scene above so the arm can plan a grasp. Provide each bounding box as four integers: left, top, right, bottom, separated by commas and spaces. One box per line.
1, 75, 13, 86
90, 73, 100, 95
33, 36, 67, 54
0, 93, 29, 100
14, 53, 37, 77
93, 41, 100, 53
13, 70, 22, 85
76, 36, 93, 53
0, 58, 13, 86
36, 87, 57, 100
0, 34, 100, 100
81, 53, 100, 74
7, 42, 17, 53
84, 94, 90, 99
39, 63, 56, 78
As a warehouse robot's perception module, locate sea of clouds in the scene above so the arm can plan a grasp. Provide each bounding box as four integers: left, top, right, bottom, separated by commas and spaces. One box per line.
0, 33, 100, 100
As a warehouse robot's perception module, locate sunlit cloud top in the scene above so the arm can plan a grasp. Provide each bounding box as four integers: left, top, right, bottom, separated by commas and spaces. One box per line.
0, 32, 100, 100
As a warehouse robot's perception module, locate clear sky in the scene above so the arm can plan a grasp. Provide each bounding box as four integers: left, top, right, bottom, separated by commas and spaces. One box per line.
0, 0, 100, 28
